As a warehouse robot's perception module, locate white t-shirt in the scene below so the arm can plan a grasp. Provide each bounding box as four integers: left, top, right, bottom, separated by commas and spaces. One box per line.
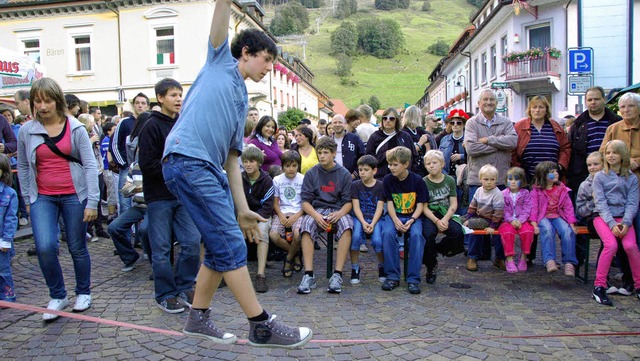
273, 172, 304, 214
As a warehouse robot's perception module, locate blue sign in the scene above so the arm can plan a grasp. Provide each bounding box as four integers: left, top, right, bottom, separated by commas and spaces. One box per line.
568, 48, 593, 73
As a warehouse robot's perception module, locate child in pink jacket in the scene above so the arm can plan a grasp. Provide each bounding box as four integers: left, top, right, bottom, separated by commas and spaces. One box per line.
498, 167, 534, 273
529, 161, 578, 276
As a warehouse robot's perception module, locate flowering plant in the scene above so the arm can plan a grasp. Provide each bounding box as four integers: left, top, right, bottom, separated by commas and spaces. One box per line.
545, 46, 562, 58
503, 47, 561, 62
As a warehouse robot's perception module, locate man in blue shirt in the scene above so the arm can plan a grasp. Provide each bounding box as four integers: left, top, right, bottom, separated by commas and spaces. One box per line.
161, 0, 311, 348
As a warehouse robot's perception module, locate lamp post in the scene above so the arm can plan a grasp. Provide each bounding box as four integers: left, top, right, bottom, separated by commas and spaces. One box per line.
456, 75, 468, 112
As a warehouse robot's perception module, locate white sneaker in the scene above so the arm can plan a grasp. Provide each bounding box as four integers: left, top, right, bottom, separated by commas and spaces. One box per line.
359, 244, 368, 252
19, 217, 29, 227
73, 294, 92, 312
43, 298, 69, 321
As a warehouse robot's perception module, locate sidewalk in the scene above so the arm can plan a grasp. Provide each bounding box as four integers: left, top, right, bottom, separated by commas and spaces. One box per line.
1, 234, 639, 360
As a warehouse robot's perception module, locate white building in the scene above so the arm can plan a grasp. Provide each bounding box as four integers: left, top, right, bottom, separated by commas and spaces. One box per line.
0, 0, 332, 119
418, 0, 639, 120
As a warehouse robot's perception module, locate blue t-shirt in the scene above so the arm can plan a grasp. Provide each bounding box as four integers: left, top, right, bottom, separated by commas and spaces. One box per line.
383, 171, 428, 216
163, 38, 247, 169
351, 179, 385, 219
101, 136, 110, 170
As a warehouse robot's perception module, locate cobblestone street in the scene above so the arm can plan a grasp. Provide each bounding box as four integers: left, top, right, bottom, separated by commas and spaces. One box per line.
1, 232, 639, 360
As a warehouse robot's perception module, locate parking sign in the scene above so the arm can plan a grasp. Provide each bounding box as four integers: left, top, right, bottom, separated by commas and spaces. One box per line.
568, 48, 594, 73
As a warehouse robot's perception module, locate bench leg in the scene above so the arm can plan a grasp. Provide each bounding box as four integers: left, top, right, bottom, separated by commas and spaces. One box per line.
326, 232, 333, 279
575, 237, 591, 284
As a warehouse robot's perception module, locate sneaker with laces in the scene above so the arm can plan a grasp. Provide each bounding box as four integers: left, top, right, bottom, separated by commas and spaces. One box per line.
592, 286, 613, 306
517, 256, 528, 272
564, 263, 575, 277
359, 244, 368, 252
505, 260, 518, 273
73, 294, 92, 312
178, 290, 195, 307
183, 308, 237, 344
381, 279, 399, 291
605, 283, 619, 294
407, 282, 421, 294
327, 273, 343, 293
545, 260, 558, 273
43, 298, 69, 321
350, 268, 360, 285
255, 274, 269, 293
158, 297, 185, 314
297, 274, 316, 294
248, 314, 312, 348
617, 283, 634, 296
121, 253, 140, 272
378, 264, 387, 283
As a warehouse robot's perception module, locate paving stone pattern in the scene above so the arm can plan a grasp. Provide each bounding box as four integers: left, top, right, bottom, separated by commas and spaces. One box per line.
1, 234, 639, 360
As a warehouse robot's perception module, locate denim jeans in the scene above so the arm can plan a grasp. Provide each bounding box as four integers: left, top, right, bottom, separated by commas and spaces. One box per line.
351, 215, 383, 253
0, 243, 16, 302
108, 205, 146, 266
147, 199, 201, 303
163, 154, 248, 272
538, 217, 578, 265
118, 167, 132, 215
381, 215, 425, 283
31, 194, 91, 299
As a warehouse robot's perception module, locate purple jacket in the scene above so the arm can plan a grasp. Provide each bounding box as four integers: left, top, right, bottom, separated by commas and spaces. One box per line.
502, 188, 532, 223
248, 137, 282, 172
528, 185, 576, 224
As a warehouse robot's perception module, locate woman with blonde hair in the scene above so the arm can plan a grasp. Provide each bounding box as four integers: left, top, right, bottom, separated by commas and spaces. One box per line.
402, 105, 431, 176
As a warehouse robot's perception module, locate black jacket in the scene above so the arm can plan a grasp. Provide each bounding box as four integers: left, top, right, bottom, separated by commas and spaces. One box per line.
138, 111, 177, 203
567, 107, 621, 194
241, 169, 274, 219
365, 129, 419, 179
335, 132, 365, 178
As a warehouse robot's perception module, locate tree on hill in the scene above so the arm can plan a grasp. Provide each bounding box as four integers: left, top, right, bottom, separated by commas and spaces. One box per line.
269, 1, 310, 36
368, 95, 381, 113
335, 53, 352, 77
427, 40, 449, 56
398, 0, 410, 9
330, 21, 358, 56
374, 0, 398, 10
277, 107, 306, 130
357, 18, 404, 58
421, 0, 431, 11
335, 0, 358, 19
299, 0, 324, 8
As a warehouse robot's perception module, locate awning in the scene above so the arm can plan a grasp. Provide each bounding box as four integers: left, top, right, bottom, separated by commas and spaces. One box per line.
0, 47, 45, 91
607, 82, 640, 104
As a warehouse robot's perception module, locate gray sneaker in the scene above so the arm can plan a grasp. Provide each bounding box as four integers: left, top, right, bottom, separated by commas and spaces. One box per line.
157, 297, 185, 314
183, 308, 237, 344
297, 274, 316, 294
327, 273, 343, 294
248, 314, 312, 348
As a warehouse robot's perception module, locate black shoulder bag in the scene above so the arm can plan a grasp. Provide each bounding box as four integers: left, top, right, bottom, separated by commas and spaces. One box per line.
41, 134, 83, 165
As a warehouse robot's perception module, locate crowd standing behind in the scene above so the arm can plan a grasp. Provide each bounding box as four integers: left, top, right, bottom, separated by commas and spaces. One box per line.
2, 45, 640, 349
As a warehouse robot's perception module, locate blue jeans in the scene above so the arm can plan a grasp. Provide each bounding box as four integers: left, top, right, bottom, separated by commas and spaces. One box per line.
163, 154, 248, 272
147, 199, 200, 302
108, 206, 146, 266
118, 167, 132, 215
381, 215, 425, 283
539, 217, 578, 265
31, 194, 91, 299
0, 243, 16, 302
351, 215, 383, 253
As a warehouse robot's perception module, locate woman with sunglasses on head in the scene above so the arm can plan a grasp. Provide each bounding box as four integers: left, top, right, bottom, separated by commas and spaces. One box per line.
365, 108, 418, 180
439, 109, 470, 212
402, 106, 431, 177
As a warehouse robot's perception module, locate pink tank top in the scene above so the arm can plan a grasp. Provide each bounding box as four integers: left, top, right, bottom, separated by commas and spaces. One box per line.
36, 120, 76, 195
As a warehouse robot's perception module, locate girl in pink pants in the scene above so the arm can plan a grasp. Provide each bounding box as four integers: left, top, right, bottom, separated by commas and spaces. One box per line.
592, 140, 640, 306
498, 167, 534, 273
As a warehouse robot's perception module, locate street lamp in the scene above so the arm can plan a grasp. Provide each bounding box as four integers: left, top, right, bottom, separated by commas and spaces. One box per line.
456, 75, 468, 112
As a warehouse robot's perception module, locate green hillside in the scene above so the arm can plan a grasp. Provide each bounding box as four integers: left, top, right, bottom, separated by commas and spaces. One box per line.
273, 0, 476, 109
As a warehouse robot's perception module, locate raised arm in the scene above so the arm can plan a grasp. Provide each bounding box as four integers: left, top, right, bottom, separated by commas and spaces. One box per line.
210, 0, 232, 48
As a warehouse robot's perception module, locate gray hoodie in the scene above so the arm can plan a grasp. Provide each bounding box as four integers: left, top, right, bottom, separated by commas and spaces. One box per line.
593, 170, 639, 228
17, 116, 100, 210
301, 162, 352, 211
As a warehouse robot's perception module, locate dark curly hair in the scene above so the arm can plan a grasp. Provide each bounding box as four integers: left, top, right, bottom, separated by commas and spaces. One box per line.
230, 28, 277, 60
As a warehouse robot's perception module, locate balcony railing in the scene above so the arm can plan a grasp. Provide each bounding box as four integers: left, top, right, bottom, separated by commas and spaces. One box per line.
505, 53, 560, 81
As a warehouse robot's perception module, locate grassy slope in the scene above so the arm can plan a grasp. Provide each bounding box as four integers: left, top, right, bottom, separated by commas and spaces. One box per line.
277, 0, 476, 109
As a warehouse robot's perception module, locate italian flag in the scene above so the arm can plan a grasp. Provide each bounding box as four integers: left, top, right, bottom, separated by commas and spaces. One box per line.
157, 52, 174, 65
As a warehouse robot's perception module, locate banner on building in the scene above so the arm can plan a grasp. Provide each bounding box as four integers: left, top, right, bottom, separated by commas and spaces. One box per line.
0, 48, 45, 90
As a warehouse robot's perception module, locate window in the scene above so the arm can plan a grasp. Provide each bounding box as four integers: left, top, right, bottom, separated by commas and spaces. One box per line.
481, 52, 487, 84
500, 35, 508, 72
529, 25, 551, 49
490, 45, 497, 79
155, 27, 175, 65
473, 58, 479, 87
23, 39, 40, 64
73, 35, 91, 72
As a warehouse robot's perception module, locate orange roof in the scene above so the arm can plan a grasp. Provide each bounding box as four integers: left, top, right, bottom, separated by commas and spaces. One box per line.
329, 99, 349, 116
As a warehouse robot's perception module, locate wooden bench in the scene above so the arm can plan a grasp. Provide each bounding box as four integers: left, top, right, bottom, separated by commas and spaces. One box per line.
324, 225, 595, 283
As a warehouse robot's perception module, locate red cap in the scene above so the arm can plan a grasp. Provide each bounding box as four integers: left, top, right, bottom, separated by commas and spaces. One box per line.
447, 109, 470, 120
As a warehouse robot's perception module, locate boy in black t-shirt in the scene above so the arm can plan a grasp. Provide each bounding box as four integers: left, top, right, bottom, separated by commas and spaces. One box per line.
350, 155, 386, 285
381, 147, 428, 295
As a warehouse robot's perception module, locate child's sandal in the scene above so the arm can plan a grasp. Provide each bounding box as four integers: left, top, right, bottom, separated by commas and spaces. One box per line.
282, 258, 294, 278
293, 255, 303, 272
